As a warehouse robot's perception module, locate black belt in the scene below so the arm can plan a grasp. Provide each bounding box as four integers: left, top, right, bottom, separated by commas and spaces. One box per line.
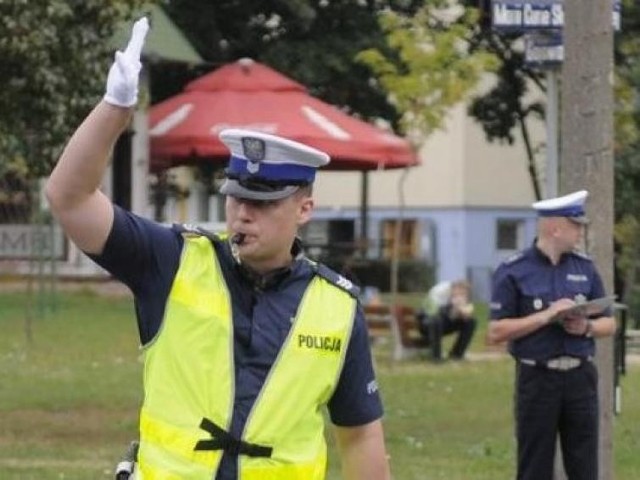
194, 418, 273, 458
519, 355, 592, 371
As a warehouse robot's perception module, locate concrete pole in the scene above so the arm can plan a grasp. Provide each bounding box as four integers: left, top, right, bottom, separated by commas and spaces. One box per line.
131, 110, 151, 218
560, 1, 615, 479
131, 68, 151, 218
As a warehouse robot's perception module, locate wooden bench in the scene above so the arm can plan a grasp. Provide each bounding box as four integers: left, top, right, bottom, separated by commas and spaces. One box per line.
364, 304, 430, 360
363, 304, 394, 341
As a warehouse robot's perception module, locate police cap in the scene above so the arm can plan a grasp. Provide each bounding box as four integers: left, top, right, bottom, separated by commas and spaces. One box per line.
219, 129, 330, 201
532, 190, 589, 224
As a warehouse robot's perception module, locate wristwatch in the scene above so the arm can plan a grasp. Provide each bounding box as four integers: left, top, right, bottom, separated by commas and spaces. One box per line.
584, 321, 594, 338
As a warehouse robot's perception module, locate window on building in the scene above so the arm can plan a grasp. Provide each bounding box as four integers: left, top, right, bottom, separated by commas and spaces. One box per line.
299, 219, 356, 260
381, 219, 419, 260
496, 219, 523, 251
329, 220, 356, 255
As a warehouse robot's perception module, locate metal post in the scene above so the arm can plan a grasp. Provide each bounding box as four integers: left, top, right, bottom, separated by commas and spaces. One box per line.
545, 68, 559, 198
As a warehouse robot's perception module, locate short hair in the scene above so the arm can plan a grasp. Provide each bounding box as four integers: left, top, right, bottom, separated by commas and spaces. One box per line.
295, 184, 313, 198
451, 279, 470, 292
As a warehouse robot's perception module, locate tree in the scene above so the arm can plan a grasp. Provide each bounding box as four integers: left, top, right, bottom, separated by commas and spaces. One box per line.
0, 0, 147, 179
460, 0, 640, 203
612, 0, 640, 320
156, 0, 640, 217
155, 0, 425, 126
465, 32, 546, 200
355, 1, 498, 143
613, 0, 640, 217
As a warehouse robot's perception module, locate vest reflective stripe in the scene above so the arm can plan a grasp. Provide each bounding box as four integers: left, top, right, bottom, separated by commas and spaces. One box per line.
138, 412, 219, 479
138, 236, 356, 479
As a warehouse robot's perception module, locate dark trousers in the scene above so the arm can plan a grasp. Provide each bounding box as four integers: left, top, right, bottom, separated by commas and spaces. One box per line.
515, 362, 599, 480
421, 314, 477, 360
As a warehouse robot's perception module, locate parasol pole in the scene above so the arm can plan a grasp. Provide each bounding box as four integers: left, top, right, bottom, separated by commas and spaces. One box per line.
359, 170, 369, 258
390, 167, 410, 360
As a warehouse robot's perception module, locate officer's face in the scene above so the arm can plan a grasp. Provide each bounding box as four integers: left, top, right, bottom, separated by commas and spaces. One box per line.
556, 218, 584, 251
225, 191, 314, 272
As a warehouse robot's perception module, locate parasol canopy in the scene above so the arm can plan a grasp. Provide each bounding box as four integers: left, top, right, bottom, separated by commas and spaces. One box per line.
149, 58, 418, 172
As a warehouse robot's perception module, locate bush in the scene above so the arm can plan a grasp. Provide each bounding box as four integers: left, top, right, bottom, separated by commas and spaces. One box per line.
322, 257, 433, 293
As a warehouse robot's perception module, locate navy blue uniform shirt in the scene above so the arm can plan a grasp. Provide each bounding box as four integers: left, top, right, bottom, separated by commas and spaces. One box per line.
490, 243, 610, 361
90, 206, 383, 480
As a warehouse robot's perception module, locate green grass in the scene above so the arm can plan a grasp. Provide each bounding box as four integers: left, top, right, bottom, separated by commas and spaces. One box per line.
1, 289, 640, 479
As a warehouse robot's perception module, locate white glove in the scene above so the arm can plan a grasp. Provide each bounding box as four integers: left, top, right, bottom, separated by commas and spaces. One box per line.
104, 17, 150, 107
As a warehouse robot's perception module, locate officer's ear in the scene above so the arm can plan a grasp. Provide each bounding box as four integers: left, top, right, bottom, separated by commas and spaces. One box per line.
296, 196, 314, 226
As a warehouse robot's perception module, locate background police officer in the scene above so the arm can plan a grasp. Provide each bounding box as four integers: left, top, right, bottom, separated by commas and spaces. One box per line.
45, 18, 390, 480
489, 190, 616, 480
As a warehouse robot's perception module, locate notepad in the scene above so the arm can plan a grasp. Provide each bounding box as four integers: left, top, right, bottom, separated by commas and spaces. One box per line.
555, 295, 617, 319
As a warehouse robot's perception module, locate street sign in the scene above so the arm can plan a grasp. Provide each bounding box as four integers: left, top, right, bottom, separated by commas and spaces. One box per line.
524, 31, 563, 68
492, 0, 621, 32
492, 0, 563, 30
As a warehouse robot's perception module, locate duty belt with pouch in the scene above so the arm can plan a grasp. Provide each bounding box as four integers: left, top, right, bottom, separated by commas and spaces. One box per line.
115, 441, 139, 480
519, 355, 591, 371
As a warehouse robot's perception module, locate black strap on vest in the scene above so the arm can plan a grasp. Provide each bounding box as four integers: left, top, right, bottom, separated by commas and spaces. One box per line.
194, 418, 273, 458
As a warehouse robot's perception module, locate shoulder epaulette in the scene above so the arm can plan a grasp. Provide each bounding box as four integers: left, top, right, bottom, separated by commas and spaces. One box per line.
503, 251, 525, 266
174, 223, 223, 242
308, 261, 360, 299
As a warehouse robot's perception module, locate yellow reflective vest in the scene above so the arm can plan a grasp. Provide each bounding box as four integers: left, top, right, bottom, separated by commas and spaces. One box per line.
137, 235, 356, 479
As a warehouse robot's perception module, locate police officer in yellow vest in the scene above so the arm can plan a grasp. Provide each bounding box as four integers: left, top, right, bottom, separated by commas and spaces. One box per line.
46, 18, 391, 480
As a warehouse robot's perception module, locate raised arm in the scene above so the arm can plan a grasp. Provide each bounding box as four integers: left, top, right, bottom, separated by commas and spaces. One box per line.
45, 17, 149, 255
334, 420, 391, 480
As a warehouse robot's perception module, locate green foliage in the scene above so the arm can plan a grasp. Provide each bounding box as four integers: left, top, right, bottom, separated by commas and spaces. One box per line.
0, 0, 147, 178
349, 259, 433, 293
458, 0, 546, 145
612, 0, 640, 313
461, 0, 640, 203
356, 2, 499, 139
155, 1, 425, 127
615, 216, 639, 274
463, 0, 639, 157
615, 0, 640, 213
615, 216, 640, 319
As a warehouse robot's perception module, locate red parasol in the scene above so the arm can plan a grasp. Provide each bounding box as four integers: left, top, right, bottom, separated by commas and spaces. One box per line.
149, 58, 418, 171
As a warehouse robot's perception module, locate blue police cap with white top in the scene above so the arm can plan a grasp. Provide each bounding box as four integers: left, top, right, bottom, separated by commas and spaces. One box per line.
531, 190, 589, 224
219, 129, 330, 200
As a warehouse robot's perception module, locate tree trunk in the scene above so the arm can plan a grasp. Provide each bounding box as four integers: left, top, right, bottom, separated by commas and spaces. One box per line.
559, 1, 615, 479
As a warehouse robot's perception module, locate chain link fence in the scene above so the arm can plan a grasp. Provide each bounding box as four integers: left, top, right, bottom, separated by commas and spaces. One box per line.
0, 177, 59, 338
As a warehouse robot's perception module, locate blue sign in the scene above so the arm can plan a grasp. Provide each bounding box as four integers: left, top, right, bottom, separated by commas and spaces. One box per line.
524, 31, 563, 68
492, 0, 621, 32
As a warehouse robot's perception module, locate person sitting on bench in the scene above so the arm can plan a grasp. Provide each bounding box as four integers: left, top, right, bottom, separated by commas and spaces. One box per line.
418, 280, 477, 361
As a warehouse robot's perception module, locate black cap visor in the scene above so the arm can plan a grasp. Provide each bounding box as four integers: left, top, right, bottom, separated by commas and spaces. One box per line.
220, 178, 300, 201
